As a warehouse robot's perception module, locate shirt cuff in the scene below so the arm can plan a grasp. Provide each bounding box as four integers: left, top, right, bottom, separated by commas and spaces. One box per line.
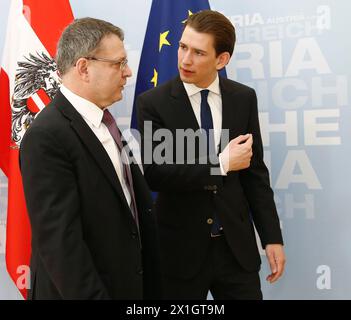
218, 151, 229, 176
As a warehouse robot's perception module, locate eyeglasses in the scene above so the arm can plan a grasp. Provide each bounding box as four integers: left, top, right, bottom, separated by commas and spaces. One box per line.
84, 56, 129, 70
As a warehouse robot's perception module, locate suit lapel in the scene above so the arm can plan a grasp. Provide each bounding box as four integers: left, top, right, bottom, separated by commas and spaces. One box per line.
219, 77, 241, 152
53, 91, 131, 211
171, 76, 240, 154
170, 76, 200, 131
220, 77, 235, 131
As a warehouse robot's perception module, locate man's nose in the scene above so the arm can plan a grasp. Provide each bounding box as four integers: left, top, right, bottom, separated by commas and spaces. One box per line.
123, 64, 132, 77
182, 51, 192, 65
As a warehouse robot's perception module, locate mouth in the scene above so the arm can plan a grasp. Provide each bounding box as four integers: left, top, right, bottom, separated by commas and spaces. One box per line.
180, 67, 194, 76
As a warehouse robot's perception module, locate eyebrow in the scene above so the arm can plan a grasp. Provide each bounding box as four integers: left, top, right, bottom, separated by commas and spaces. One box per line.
113, 55, 127, 61
179, 41, 207, 54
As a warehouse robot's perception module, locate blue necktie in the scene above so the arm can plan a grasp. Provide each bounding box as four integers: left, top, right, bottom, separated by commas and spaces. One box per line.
200, 90, 223, 236
200, 90, 214, 154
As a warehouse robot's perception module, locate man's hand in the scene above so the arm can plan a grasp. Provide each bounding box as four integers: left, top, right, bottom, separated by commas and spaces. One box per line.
265, 244, 286, 283
220, 134, 253, 173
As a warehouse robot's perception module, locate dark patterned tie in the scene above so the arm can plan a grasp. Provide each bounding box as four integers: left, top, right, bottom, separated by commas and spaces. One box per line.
200, 90, 222, 236
102, 109, 139, 229
200, 89, 215, 154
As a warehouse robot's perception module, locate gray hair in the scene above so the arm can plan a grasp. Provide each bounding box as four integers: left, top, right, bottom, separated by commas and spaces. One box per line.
56, 17, 124, 75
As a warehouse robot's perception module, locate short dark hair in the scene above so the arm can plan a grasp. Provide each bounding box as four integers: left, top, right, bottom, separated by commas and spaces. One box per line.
56, 17, 124, 75
184, 10, 235, 57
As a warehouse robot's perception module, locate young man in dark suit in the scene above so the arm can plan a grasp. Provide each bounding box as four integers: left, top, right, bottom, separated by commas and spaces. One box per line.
137, 10, 285, 300
20, 18, 160, 299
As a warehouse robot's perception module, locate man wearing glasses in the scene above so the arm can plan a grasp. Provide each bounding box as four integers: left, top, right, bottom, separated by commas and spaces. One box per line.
19, 18, 161, 300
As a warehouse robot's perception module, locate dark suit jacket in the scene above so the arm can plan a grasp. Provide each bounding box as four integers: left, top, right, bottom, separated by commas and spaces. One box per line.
137, 76, 283, 280
19, 90, 161, 299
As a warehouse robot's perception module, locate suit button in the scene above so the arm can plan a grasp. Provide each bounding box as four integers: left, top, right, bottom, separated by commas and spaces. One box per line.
137, 269, 143, 276
207, 218, 213, 225
131, 232, 138, 239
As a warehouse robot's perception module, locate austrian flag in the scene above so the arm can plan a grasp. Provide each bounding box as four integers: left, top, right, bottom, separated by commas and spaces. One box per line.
0, 0, 73, 298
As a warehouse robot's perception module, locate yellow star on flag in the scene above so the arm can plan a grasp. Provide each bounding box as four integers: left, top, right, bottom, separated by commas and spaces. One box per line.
151, 68, 158, 87
182, 10, 193, 23
159, 30, 171, 52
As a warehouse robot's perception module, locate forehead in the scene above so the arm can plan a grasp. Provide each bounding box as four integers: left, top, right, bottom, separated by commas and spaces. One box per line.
180, 26, 215, 52
96, 34, 126, 57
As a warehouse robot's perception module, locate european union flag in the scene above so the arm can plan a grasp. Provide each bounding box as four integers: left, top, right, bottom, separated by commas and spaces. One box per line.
130, 0, 212, 129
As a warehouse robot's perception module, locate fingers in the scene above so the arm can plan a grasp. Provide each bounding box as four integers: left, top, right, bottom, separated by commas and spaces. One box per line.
226, 134, 253, 171
266, 259, 285, 283
244, 134, 253, 147
265, 245, 286, 284
232, 133, 251, 145
238, 134, 253, 167
269, 252, 277, 273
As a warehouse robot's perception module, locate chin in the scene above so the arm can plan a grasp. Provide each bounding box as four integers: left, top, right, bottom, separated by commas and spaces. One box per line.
113, 93, 123, 103
179, 75, 194, 84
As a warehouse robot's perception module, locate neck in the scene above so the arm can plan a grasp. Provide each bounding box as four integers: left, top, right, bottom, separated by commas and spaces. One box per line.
196, 72, 217, 88
61, 78, 104, 109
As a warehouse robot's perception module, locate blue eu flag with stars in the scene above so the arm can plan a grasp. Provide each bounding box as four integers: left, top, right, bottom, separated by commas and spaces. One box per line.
130, 0, 212, 129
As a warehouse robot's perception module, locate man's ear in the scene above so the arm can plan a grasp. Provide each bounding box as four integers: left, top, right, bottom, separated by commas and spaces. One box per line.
75, 57, 89, 81
216, 52, 231, 70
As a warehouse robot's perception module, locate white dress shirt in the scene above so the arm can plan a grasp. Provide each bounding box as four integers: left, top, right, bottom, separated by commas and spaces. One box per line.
182, 74, 227, 175
60, 85, 132, 205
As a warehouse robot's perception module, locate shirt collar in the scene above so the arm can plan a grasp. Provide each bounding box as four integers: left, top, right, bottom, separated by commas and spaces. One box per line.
182, 73, 220, 97
60, 84, 104, 128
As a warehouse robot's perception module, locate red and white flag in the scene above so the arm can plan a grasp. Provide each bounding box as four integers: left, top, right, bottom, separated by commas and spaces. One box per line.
0, 0, 73, 299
